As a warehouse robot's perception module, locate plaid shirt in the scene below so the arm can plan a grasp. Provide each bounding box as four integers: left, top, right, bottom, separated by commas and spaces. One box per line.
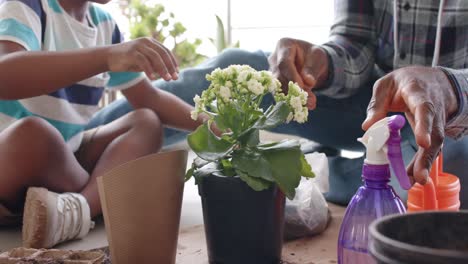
319, 0, 468, 139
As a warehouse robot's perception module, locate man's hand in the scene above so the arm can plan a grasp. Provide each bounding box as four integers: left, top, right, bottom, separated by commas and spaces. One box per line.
268, 38, 329, 109
362, 66, 459, 185
107, 37, 179, 81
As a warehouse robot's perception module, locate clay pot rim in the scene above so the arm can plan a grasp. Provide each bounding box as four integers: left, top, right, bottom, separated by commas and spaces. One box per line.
370, 211, 468, 259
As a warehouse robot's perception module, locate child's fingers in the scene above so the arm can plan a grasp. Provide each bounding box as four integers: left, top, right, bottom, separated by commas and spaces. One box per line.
162, 45, 179, 72
141, 47, 171, 81
151, 38, 179, 72
146, 40, 178, 79
136, 51, 157, 80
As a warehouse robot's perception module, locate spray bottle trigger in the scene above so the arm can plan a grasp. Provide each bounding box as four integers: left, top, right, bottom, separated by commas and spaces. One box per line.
387, 115, 412, 190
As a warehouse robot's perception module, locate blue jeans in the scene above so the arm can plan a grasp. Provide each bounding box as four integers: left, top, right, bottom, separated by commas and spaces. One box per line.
88, 49, 468, 207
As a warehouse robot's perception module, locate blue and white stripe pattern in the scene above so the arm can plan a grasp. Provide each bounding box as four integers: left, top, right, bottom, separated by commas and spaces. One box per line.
0, 0, 144, 152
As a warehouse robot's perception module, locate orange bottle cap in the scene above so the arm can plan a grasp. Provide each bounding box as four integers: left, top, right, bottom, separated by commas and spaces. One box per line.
407, 154, 460, 212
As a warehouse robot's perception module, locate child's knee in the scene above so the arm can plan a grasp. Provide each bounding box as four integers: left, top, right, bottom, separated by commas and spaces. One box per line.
8, 117, 63, 152
129, 109, 163, 149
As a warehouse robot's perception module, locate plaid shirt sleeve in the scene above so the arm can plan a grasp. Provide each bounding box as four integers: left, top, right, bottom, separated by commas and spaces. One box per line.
317, 0, 377, 99
439, 68, 468, 139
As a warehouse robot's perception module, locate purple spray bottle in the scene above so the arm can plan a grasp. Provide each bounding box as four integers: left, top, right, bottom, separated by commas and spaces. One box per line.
337, 115, 412, 263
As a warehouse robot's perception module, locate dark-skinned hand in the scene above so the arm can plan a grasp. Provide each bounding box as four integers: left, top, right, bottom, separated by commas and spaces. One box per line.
268, 38, 329, 110
362, 66, 459, 185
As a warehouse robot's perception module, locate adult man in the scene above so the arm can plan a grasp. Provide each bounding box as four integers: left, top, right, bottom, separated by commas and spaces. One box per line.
90, 0, 468, 206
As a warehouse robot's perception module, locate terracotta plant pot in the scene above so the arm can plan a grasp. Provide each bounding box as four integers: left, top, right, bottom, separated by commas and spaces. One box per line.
198, 174, 285, 264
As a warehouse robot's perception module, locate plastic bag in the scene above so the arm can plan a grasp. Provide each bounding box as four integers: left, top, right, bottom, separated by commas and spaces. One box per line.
284, 152, 331, 240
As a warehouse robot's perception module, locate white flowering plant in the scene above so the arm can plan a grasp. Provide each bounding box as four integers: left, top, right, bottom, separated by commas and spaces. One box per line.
186, 65, 314, 199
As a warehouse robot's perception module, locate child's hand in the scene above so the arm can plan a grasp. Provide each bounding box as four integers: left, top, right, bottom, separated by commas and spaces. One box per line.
107, 37, 179, 81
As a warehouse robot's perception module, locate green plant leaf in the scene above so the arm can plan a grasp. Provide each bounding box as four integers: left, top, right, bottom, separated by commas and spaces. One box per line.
192, 162, 220, 184
300, 154, 315, 178
231, 148, 274, 181
193, 157, 210, 168
238, 171, 272, 191
261, 146, 303, 199
214, 114, 229, 131
187, 123, 234, 161
193, 162, 219, 178
253, 101, 291, 130
215, 15, 226, 53
237, 128, 260, 147
258, 139, 301, 151
217, 103, 244, 136
220, 159, 236, 177
185, 167, 195, 181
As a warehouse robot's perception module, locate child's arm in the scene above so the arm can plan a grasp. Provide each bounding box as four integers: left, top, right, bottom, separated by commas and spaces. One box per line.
0, 38, 178, 100
122, 80, 205, 132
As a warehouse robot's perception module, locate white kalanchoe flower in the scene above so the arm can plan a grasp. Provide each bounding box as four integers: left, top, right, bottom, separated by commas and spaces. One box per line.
268, 83, 276, 94
190, 110, 199, 121
275, 79, 282, 93
226, 66, 237, 76
253, 72, 263, 82
289, 96, 303, 112
247, 79, 264, 95
294, 108, 308, 123
211, 68, 222, 76
299, 89, 308, 105
225, 81, 233, 88
219, 86, 231, 102
288, 81, 301, 95
237, 70, 250, 83
194, 95, 201, 105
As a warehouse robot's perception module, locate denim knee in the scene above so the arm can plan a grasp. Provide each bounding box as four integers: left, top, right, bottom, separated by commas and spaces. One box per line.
215, 48, 270, 71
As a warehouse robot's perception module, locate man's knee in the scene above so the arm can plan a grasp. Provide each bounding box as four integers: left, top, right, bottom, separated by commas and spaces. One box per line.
217, 48, 269, 70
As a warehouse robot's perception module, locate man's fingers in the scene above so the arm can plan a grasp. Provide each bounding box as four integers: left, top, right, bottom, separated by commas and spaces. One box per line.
362, 77, 393, 130
276, 46, 304, 86
273, 72, 291, 93
414, 101, 435, 149
413, 114, 444, 185
301, 71, 317, 89
306, 91, 317, 110
411, 148, 430, 185
406, 156, 416, 185
301, 46, 327, 89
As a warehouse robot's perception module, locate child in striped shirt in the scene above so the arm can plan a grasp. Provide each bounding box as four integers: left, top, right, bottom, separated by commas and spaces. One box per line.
0, 0, 204, 248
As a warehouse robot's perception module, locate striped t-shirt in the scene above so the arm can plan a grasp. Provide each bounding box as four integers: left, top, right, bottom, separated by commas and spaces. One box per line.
0, 0, 145, 152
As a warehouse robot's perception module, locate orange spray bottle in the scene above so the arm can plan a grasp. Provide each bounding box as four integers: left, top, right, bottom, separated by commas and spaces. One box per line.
407, 154, 460, 211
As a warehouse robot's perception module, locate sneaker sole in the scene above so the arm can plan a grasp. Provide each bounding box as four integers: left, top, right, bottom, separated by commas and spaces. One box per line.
22, 187, 49, 248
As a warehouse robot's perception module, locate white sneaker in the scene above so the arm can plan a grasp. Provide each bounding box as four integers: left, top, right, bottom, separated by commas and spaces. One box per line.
22, 187, 94, 248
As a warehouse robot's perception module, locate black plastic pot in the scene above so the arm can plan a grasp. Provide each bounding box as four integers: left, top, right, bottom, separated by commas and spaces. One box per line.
198, 174, 285, 264
369, 211, 468, 264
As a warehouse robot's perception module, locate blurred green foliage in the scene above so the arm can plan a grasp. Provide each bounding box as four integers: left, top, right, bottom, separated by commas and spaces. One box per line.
120, 0, 206, 69
209, 15, 240, 54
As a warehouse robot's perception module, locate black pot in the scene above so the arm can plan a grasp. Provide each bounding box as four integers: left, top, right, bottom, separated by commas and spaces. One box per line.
198, 174, 285, 264
369, 211, 468, 264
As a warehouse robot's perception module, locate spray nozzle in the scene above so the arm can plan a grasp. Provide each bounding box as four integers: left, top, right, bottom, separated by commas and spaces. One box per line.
359, 115, 411, 190
387, 115, 411, 189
